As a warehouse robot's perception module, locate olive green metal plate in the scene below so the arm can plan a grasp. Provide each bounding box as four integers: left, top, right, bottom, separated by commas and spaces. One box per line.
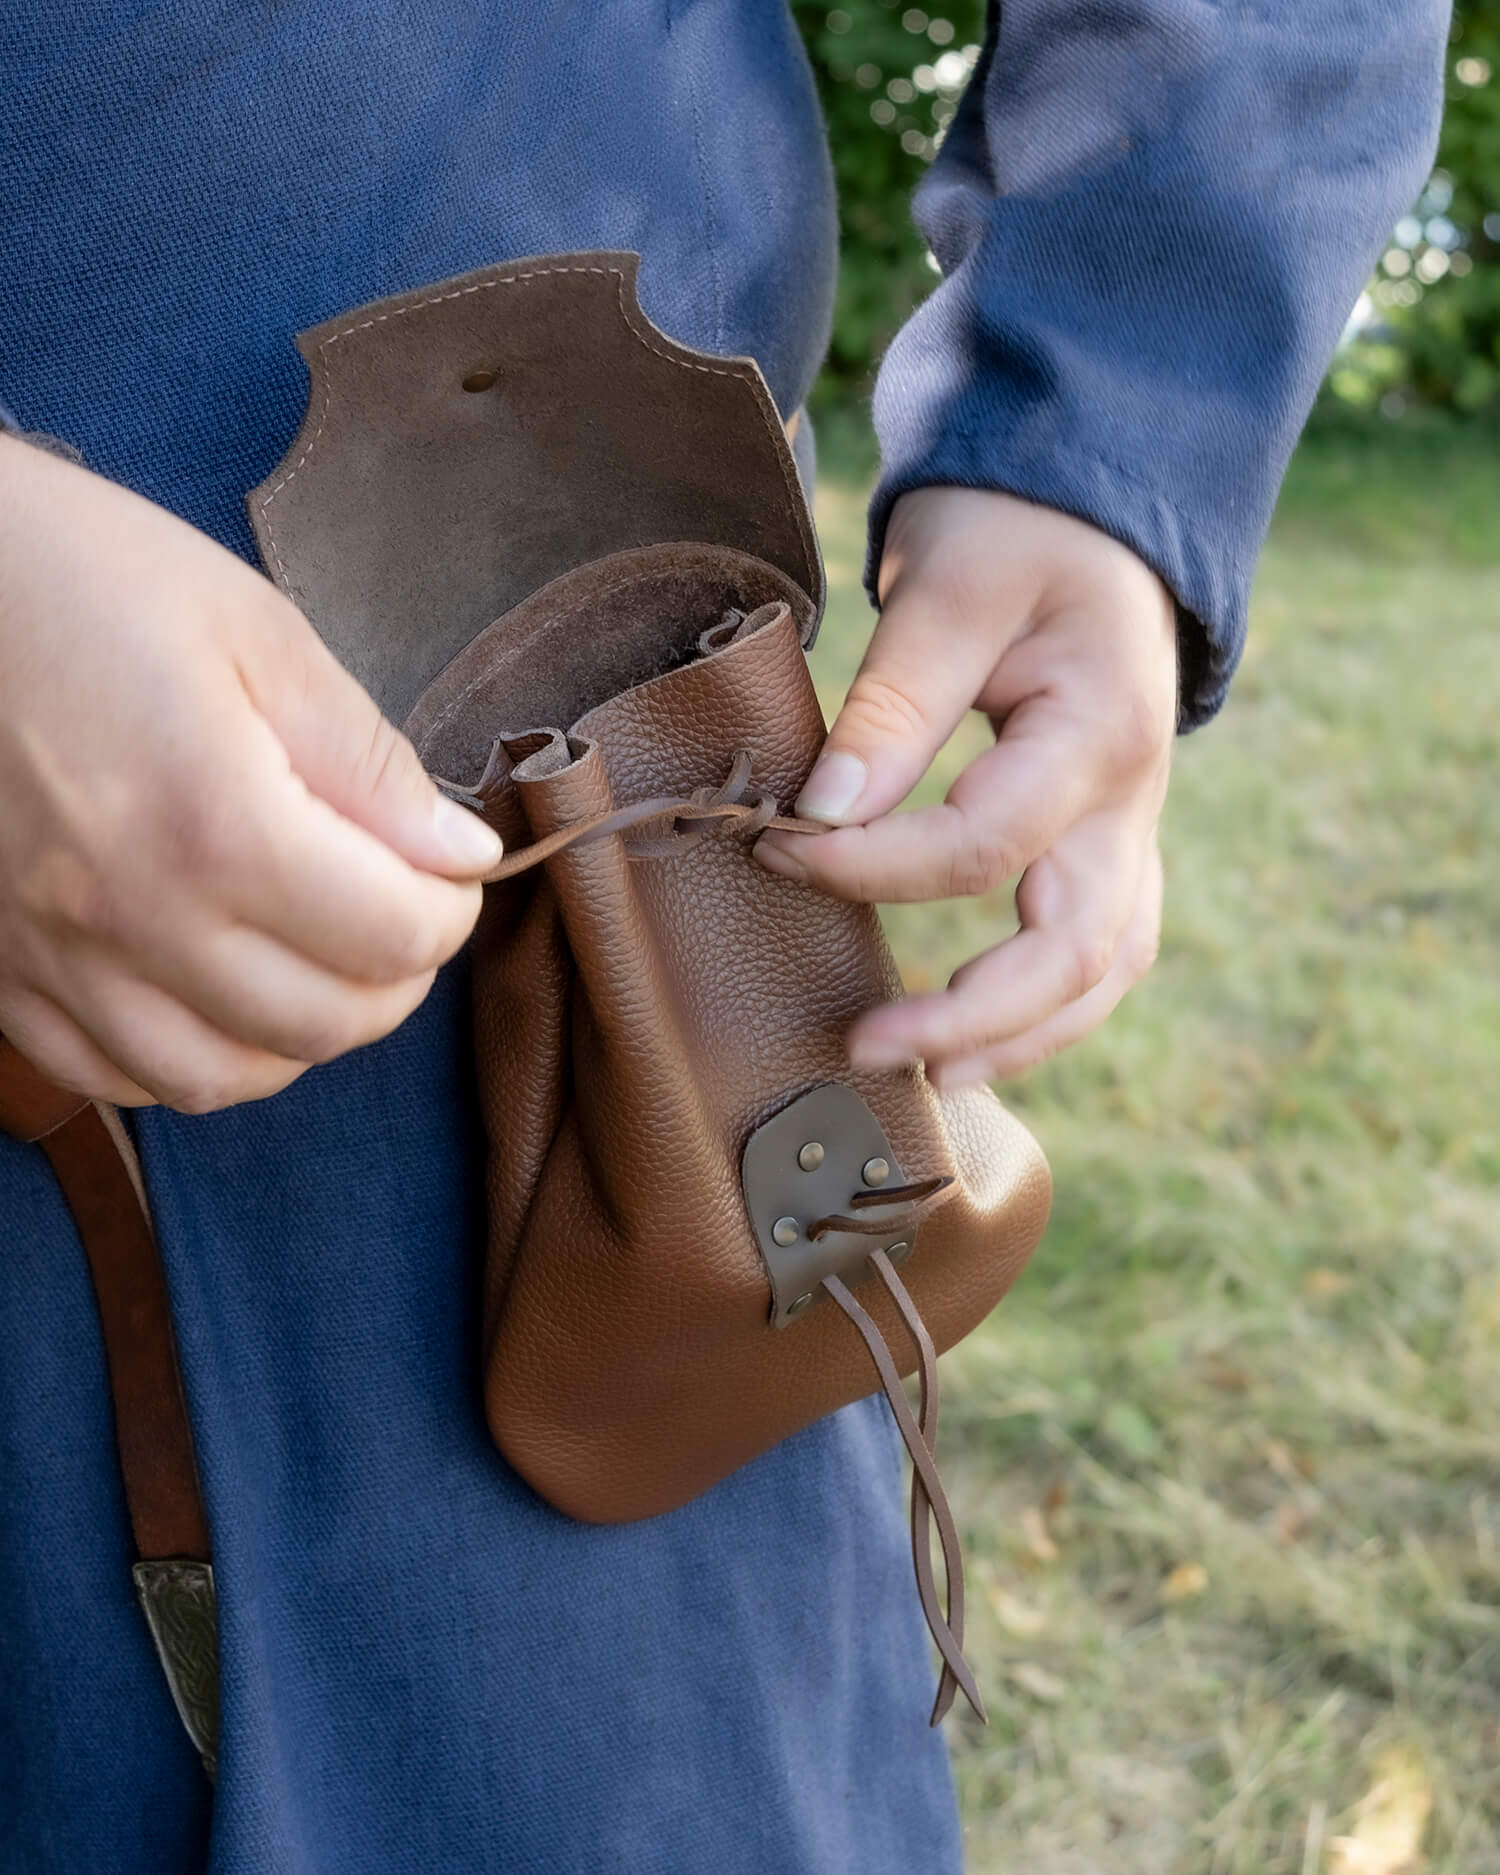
133, 1559, 220, 1778
742, 1082, 915, 1328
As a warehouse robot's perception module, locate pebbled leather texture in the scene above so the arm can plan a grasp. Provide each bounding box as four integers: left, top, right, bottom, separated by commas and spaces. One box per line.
0, 253, 1050, 1743
405, 581, 1052, 1524
255, 255, 1053, 1715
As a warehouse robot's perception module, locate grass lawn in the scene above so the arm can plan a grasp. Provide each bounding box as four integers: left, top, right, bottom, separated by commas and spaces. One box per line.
808, 417, 1500, 1874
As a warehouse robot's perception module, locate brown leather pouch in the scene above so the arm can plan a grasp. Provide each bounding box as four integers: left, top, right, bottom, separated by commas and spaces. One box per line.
0, 256, 1050, 1744
0, 256, 1048, 1758
247, 253, 1053, 1720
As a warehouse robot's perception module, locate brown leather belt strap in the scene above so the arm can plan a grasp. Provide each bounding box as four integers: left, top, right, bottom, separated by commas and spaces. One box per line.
0, 1038, 220, 1770
0, 1039, 210, 1563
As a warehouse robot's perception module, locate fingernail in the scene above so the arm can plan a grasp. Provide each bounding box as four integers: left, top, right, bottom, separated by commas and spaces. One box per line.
795, 751, 867, 824
752, 834, 808, 883
848, 1033, 920, 1071
434, 794, 504, 870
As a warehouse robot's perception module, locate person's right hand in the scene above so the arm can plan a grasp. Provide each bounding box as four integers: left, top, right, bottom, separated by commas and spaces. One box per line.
0, 434, 501, 1112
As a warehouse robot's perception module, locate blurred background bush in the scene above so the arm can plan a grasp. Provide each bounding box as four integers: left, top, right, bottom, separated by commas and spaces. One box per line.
792, 6, 1500, 1869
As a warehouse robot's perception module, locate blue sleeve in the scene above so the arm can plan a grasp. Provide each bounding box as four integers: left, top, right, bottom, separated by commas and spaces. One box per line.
867, 0, 1449, 727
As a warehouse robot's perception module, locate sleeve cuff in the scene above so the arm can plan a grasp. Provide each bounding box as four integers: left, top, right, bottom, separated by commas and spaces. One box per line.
866, 427, 1236, 730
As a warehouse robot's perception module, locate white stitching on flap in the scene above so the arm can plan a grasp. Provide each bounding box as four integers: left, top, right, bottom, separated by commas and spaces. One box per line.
256, 263, 817, 604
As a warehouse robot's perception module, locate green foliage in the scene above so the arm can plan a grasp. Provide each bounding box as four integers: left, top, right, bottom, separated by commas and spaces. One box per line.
1348, 4, 1500, 415
792, 0, 984, 389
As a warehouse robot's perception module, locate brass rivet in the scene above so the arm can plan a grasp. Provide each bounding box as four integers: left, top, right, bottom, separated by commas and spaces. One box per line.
787, 1292, 815, 1318
862, 1156, 891, 1187
797, 1141, 825, 1172
462, 368, 499, 392
772, 1216, 800, 1248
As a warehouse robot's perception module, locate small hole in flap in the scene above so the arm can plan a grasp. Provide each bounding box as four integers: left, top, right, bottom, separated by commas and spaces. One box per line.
462, 369, 499, 393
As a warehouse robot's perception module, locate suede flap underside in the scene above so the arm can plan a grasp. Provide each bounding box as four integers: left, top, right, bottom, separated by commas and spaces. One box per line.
246, 252, 824, 724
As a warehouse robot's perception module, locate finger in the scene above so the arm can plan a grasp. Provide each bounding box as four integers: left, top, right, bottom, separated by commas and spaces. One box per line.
54, 967, 311, 1114
756, 689, 1099, 905
0, 988, 158, 1106
235, 596, 503, 879
237, 780, 483, 982
79, 922, 439, 1067
790, 581, 1017, 827
929, 844, 1164, 1087
847, 811, 1149, 1070
145, 729, 484, 985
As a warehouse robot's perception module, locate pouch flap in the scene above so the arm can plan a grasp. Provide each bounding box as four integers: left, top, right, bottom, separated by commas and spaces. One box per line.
248, 253, 824, 724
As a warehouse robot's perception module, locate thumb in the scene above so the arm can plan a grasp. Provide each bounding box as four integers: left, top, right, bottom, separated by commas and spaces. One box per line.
237, 597, 503, 880
797, 582, 999, 827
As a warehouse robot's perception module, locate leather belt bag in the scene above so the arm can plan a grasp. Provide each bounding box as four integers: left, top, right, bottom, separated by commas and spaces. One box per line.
2, 253, 1051, 1744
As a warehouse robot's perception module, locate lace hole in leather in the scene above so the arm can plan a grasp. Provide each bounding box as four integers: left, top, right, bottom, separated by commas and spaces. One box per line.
462, 369, 499, 393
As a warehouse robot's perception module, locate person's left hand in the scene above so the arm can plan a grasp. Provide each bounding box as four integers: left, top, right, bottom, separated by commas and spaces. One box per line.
753, 485, 1177, 1089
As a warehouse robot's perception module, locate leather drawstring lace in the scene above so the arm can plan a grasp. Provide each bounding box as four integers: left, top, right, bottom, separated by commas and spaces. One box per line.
455, 751, 985, 1723
443, 749, 828, 884
820, 1192, 983, 1728
808, 1173, 953, 1241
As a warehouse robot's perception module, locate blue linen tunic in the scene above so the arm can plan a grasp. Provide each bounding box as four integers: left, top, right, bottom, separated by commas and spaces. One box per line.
0, 4, 1444, 1871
